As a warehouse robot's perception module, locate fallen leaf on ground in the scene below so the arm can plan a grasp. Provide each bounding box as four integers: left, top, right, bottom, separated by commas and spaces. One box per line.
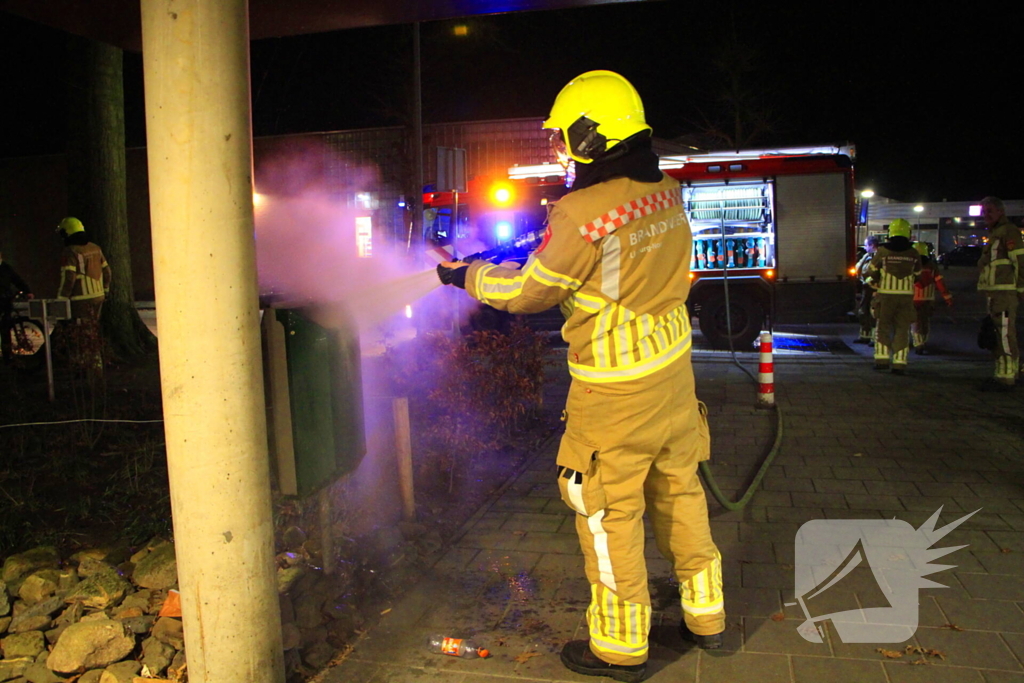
514, 651, 543, 664
910, 659, 928, 665
380, 608, 392, 615
1001, 548, 1013, 554
904, 645, 945, 659
770, 612, 785, 622
941, 623, 964, 631
512, 530, 527, 536
876, 648, 903, 659
853, 452, 864, 457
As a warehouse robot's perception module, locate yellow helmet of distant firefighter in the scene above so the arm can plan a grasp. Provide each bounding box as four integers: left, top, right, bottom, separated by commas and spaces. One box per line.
543, 70, 651, 165
57, 217, 85, 236
888, 218, 912, 239
913, 242, 930, 257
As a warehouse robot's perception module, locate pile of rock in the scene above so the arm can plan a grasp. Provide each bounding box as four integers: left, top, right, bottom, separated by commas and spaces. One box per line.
0, 541, 183, 683
0, 532, 371, 683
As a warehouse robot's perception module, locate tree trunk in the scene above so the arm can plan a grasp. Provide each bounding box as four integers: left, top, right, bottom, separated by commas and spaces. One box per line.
66, 36, 156, 360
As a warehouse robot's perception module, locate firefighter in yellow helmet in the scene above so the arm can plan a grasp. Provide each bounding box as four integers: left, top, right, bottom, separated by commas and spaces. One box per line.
976, 196, 1024, 391
911, 241, 952, 354
438, 70, 723, 682
865, 218, 921, 374
56, 217, 111, 371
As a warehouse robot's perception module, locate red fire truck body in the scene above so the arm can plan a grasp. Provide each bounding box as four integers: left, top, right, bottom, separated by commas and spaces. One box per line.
425, 145, 857, 348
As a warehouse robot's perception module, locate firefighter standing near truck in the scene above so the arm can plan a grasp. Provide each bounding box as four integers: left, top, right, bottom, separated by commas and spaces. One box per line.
853, 234, 882, 345
976, 196, 1024, 391
56, 217, 111, 372
866, 219, 921, 374
438, 71, 724, 683
911, 242, 952, 354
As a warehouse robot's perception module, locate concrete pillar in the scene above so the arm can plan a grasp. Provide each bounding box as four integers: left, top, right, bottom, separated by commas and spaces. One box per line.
139, 1, 284, 682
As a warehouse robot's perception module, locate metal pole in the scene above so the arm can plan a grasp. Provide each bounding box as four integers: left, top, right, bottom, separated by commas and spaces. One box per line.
139, 1, 284, 681
412, 22, 424, 251
393, 397, 415, 522
43, 303, 54, 403
452, 189, 460, 335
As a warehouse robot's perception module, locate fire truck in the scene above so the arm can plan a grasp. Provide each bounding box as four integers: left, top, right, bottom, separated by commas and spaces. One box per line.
426, 145, 857, 348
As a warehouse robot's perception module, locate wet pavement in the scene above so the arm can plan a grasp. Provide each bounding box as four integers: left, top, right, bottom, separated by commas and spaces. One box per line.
321, 310, 1024, 683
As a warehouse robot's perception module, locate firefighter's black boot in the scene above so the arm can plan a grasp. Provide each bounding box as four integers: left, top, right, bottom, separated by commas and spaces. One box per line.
559, 641, 646, 683
679, 621, 723, 649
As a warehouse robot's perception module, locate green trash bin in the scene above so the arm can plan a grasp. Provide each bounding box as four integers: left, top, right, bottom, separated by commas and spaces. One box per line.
262, 307, 366, 498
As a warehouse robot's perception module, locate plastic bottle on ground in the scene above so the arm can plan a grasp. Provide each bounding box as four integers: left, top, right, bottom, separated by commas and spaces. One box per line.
426, 633, 490, 659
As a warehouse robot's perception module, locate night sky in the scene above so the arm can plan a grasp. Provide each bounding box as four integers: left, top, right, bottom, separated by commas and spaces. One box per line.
2, 3, 1022, 203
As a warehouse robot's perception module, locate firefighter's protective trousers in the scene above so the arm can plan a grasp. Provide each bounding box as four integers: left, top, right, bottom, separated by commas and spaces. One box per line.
463, 174, 725, 666
873, 295, 915, 367
559, 363, 721, 664
978, 218, 1024, 385
912, 301, 933, 349
987, 292, 1019, 384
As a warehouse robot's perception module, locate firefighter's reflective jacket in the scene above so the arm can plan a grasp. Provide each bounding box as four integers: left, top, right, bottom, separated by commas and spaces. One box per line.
464, 173, 691, 384
58, 243, 111, 302
866, 243, 921, 295
914, 264, 952, 304
978, 217, 1024, 293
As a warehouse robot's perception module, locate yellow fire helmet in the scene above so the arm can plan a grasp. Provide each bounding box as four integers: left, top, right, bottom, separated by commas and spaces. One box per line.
57, 217, 85, 236
543, 70, 651, 164
913, 242, 930, 256
888, 218, 912, 239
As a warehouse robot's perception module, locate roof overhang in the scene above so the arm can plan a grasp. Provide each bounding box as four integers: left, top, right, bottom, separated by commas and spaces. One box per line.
1, 0, 652, 52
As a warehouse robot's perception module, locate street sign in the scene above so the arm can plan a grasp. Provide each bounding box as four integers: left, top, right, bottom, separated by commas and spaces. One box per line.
436, 146, 467, 192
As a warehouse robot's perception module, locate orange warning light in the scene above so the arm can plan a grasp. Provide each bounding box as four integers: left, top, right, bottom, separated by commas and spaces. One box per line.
489, 182, 515, 208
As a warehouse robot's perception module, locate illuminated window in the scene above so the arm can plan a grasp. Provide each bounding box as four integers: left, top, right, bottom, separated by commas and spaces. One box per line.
356, 216, 373, 258
969, 204, 982, 217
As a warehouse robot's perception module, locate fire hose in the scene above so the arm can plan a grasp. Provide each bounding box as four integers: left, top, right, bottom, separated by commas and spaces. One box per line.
696, 203, 785, 511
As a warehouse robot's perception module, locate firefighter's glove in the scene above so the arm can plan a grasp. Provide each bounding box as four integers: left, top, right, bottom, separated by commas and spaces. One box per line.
437, 262, 469, 289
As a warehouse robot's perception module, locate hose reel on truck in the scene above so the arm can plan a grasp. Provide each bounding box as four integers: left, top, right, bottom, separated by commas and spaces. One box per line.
683, 180, 776, 350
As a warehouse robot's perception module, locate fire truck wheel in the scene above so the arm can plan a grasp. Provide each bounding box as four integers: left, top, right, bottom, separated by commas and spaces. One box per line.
698, 294, 764, 351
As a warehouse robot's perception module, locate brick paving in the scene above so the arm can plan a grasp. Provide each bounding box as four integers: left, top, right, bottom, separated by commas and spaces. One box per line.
324, 327, 1024, 683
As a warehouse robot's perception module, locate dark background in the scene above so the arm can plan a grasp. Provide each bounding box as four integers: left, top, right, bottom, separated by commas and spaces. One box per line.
2, 3, 1021, 202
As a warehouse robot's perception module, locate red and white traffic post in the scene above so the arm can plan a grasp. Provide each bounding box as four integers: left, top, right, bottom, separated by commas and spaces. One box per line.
757, 331, 775, 408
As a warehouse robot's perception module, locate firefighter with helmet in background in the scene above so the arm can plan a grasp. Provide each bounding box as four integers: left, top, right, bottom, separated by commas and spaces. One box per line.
56, 217, 111, 372
976, 196, 1024, 391
866, 218, 922, 374
853, 234, 882, 344
911, 241, 952, 354
437, 70, 723, 683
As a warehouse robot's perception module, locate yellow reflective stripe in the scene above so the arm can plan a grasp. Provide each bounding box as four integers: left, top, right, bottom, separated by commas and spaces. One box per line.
61, 266, 78, 272
637, 314, 654, 359
531, 258, 583, 290
593, 303, 614, 368
573, 291, 604, 312
587, 585, 650, 657
569, 329, 691, 383
477, 264, 528, 301
682, 554, 725, 616
615, 307, 634, 366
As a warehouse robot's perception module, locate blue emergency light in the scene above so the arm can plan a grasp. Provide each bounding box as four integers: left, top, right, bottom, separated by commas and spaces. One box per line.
496, 221, 513, 241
